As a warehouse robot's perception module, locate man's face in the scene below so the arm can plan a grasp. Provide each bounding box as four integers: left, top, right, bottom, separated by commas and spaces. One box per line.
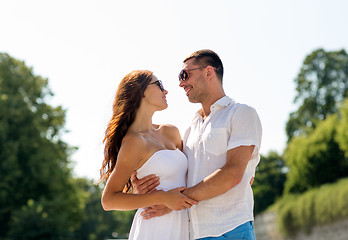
179, 59, 208, 103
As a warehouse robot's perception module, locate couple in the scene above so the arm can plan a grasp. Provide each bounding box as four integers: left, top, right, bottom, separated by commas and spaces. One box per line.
100, 50, 262, 240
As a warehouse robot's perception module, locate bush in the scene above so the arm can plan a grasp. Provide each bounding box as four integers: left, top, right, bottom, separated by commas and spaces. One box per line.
275, 177, 348, 236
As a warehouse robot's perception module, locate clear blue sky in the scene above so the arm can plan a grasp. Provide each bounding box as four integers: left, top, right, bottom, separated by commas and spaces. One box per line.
1, 0, 348, 180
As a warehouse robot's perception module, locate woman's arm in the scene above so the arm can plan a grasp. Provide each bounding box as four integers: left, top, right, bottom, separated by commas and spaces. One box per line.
101, 133, 197, 211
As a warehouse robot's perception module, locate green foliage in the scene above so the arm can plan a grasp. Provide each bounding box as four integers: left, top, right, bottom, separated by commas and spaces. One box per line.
253, 151, 286, 214
276, 48, 348, 237
0, 52, 85, 239
336, 99, 348, 157
74, 178, 135, 240
7, 198, 76, 240
286, 48, 348, 141
275, 194, 298, 236
284, 112, 348, 194
0, 52, 137, 240
276, 178, 348, 237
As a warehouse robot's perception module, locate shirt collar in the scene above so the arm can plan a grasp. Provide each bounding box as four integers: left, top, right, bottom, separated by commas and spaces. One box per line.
212, 96, 234, 108
193, 96, 235, 120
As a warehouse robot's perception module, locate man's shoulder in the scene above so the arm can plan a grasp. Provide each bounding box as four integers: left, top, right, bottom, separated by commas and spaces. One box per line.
227, 101, 258, 116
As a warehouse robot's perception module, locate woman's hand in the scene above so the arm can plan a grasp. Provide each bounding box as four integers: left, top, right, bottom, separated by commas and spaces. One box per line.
158, 187, 198, 211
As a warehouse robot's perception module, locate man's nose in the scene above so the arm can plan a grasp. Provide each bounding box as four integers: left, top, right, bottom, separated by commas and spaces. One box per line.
179, 80, 185, 88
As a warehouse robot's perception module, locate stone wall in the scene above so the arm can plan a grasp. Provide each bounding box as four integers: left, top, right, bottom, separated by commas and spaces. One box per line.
255, 212, 348, 240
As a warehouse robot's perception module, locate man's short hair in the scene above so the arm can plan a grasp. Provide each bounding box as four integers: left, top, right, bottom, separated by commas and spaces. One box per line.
184, 49, 224, 82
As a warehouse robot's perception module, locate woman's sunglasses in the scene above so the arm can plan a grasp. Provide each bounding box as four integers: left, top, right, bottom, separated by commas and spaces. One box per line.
149, 80, 165, 92
178, 67, 205, 82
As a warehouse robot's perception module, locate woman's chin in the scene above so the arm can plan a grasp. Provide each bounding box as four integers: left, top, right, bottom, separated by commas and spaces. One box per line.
160, 104, 168, 111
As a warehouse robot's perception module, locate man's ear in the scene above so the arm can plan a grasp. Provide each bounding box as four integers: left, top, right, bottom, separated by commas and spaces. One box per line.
206, 66, 215, 80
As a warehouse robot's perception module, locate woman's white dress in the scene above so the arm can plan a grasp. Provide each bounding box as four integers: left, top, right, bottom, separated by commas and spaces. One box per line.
128, 149, 189, 240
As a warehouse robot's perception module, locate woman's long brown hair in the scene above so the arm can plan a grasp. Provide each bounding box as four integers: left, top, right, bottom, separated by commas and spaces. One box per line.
99, 70, 153, 191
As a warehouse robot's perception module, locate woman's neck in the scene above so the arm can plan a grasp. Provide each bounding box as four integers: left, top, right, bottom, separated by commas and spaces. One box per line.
128, 107, 155, 133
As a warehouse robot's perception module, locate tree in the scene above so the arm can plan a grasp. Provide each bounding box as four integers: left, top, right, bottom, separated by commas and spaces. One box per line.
74, 178, 135, 240
286, 49, 348, 141
336, 99, 348, 157
253, 151, 286, 214
284, 112, 348, 194
0, 53, 85, 239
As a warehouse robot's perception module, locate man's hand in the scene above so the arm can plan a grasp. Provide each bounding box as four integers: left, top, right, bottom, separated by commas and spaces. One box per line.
250, 177, 254, 186
131, 171, 160, 194
141, 205, 173, 219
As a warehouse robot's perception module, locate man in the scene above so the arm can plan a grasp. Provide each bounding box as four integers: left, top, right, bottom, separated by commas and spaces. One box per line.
132, 49, 262, 240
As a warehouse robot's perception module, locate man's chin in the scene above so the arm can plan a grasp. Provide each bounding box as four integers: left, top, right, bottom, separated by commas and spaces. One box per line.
187, 97, 199, 103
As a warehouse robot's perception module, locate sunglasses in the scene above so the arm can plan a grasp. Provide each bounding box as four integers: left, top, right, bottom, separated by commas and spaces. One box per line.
149, 80, 165, 92
178, 67, 206, 81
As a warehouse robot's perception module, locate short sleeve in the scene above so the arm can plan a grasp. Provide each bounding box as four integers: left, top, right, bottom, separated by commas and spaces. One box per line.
227, 105, 262, 158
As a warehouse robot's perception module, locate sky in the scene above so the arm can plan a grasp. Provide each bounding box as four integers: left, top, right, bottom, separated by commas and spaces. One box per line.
1, 0, 348, 180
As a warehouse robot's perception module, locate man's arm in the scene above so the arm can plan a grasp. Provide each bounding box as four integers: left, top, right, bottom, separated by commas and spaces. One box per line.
139, 145, 255, 219
130, 172, 173, 219
182, 145, 254, 201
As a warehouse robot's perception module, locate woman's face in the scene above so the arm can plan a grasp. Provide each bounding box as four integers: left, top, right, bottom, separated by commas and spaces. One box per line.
143, 75, 168, 111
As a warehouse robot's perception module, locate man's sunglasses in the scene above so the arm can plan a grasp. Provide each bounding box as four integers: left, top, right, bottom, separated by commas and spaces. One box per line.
149, 80, 165, 92
178, 67, 206, 82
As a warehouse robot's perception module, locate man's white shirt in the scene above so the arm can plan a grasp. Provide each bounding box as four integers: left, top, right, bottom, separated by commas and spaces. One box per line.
183, 96, 262, 239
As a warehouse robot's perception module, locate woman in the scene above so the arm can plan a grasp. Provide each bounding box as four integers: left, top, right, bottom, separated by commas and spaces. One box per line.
100, 70, 198, 240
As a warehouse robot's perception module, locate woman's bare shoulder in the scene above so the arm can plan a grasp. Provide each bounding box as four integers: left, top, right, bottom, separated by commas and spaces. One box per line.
158, 124, 180, 133
158, 124, 182, 149
119, 132, 147, 160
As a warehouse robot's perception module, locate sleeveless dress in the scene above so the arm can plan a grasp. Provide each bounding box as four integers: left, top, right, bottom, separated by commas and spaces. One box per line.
128, 149, 189, 240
